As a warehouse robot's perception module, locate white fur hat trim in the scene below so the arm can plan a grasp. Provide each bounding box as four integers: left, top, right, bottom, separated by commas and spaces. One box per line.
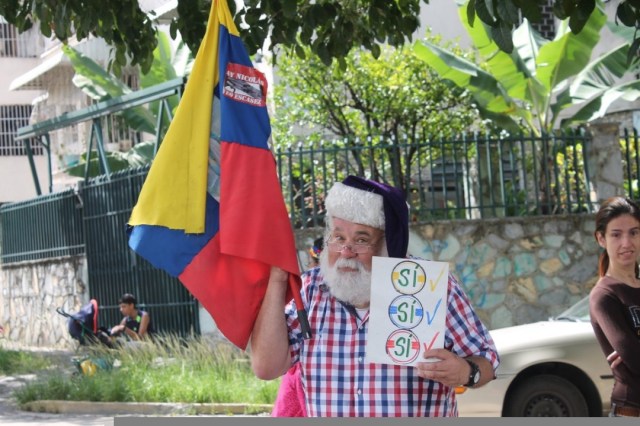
325, 182, 385, 229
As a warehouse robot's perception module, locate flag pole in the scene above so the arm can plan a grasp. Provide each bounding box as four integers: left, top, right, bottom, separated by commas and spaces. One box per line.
289, 274, 312, 339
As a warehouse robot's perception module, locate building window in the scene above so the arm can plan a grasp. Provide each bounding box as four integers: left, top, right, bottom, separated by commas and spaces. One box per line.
530, 0, 556, 40
0, 105, 43, 156
0, 17, 41, 57
0, 21, 17, 56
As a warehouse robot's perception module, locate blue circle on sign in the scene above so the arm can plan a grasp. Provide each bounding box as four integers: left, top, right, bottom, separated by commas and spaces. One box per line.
388, 295, 424, 329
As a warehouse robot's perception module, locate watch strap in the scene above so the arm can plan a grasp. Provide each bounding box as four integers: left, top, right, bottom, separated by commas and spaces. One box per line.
464, 359, 480, 387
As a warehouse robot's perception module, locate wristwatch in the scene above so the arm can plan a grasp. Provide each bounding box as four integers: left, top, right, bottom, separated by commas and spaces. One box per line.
464, 359, 481, 387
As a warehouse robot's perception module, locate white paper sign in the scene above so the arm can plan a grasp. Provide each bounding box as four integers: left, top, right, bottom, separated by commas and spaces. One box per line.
365, 257, 449, 367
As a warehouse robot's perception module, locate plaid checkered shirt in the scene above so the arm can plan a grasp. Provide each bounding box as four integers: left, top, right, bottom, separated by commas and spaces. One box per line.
285, 267, 499, 417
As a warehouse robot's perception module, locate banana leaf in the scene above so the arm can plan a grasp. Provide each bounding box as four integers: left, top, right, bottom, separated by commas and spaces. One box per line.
63, 46, 156, 134
535, 3, 606, 94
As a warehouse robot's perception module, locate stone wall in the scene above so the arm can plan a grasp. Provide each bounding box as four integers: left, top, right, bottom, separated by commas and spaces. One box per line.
0, 257, 89, 349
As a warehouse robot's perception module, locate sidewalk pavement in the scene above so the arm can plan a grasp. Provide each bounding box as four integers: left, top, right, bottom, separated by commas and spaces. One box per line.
21, 400, 272, 416
2, 394, 271, 425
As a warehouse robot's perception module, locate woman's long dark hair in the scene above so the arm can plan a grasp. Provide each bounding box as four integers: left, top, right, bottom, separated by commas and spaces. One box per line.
594, 196, 640, 277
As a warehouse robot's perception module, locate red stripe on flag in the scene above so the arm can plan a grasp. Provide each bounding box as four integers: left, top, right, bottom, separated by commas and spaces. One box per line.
179, 142, 301, 350
179, 233, 269, 349
219, 142, 300, 299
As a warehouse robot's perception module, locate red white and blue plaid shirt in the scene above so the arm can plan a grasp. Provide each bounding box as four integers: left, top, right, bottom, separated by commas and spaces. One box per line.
285, 267, 499, 417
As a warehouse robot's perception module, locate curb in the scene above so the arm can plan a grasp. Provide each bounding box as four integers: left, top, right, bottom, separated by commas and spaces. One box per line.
22, 400, 273, 416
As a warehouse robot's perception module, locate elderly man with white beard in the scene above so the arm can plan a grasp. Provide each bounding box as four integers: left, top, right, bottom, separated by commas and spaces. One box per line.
250, 175, 499, 417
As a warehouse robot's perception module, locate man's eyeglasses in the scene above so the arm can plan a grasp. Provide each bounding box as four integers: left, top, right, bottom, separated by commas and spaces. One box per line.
326, 236, 381, 254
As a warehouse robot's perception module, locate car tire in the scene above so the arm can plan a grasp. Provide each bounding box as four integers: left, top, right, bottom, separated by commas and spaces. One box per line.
504, 374, 589, 417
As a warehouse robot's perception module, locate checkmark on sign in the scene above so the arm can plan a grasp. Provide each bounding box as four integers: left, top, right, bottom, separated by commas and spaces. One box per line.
429, 266, 446, 291
424, 298, 442, 325
423, 332, 441, 351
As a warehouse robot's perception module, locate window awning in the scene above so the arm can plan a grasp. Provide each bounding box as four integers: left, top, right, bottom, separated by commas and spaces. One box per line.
10, 51, 65, 91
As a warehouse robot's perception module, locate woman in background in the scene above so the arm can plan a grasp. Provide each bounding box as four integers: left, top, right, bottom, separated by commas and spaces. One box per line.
590, 196, 640, 417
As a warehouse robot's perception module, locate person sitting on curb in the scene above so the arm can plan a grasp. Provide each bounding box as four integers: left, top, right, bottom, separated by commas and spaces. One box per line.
110, 293, 153, 341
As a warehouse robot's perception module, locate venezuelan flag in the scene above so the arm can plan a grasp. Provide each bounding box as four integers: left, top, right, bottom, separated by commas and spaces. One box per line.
128, 0, 303, 350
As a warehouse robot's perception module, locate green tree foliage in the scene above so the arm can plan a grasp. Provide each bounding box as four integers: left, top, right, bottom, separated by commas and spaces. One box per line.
0, 0, 157, 74
415, 1, 640, 214
3, 0, 639, 74
467, 0, 640, 64
64, 31, 191, 129
274, 40, 484, 144
414, 0, 640, 136
272, 38, 487, 193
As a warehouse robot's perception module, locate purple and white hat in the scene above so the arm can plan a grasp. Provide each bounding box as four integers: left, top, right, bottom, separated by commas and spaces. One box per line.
324, 175, 409, 258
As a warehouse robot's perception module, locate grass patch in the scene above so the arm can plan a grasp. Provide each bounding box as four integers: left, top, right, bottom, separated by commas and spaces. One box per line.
0, 347, 52, 375
13, 335, 280, 407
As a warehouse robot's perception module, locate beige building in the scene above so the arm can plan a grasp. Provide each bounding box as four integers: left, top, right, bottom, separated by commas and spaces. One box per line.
0, 17, 49, 203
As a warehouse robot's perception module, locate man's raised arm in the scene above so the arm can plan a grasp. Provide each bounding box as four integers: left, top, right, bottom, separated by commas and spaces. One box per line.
250, 267, 292, 380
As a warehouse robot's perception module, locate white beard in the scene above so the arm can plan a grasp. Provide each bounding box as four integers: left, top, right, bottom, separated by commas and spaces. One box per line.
319, 249, 372, 307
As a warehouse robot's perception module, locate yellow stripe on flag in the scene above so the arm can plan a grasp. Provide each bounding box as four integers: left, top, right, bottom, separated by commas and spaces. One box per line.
129, 0, 238, 233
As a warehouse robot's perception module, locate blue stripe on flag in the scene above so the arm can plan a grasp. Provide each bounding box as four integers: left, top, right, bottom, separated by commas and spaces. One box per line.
218, 26, 271, 150
128, 194, 220, 277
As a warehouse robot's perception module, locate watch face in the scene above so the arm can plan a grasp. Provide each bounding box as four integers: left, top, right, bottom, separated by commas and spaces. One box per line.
466, 360, 480, 386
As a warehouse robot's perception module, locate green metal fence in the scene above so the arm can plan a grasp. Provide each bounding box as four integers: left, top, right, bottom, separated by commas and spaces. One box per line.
0, 129, 612, 267
1, 76, 199, 337
0, 168, 200, 336
276, 130, 594, 229
0, 189, 84, 263
80, 167, 200, 335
